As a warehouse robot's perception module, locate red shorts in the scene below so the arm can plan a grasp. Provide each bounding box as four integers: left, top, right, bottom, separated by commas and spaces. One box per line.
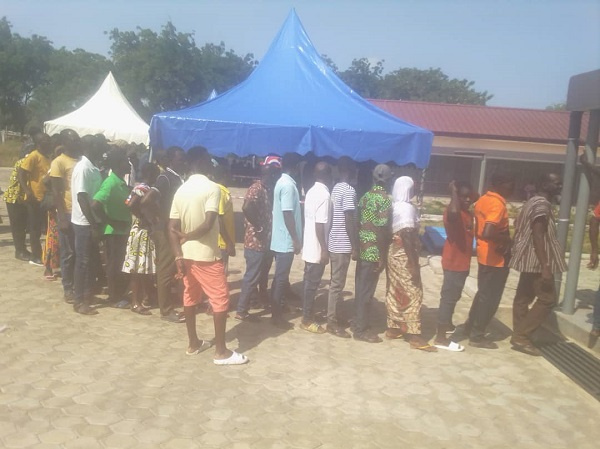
182, 259, 229, 313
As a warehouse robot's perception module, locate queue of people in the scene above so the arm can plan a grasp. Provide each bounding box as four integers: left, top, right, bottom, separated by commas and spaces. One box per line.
3, 128, 577, 365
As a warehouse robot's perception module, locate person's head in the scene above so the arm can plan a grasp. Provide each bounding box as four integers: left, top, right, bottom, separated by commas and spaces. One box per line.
260, 155, 282, 187
139, 162, 160, 186
455, 181, 475, 211
392, 176, 414, 202
81, 135, 101, 165
165, 146, 186, 174
212, 163, 227, 185
337, 156, 357, 184
34, 132, 52, 155
490, 170, 516, 199
372, 163, 393, 191
59, 129, 81, 158
314, 161, 333, 189
186, 146, 212, 176
537, 172, 562, 202
282, 152, 302, 177
106, 148, 130, 178
27, 126, 42, 138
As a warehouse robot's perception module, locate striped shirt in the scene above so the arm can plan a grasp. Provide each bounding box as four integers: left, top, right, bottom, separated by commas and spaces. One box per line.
509, 195, 567, 273
327, 182, 357, 254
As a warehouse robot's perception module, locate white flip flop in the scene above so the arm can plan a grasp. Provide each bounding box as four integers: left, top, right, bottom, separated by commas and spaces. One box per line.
214, 351, 249, 366
434, 341, 465, 352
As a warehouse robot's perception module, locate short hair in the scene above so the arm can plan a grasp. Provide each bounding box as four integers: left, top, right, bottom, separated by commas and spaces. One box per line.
455, 181, 473, 192
27, 126, 42, 136
187, 146, 209, 165
165, 146, 185, 162
139, 162, 159, 181
491, 170, 515, 188
106, 148, 128, 172
282, 152, 302, 170
337, 156, 356, 175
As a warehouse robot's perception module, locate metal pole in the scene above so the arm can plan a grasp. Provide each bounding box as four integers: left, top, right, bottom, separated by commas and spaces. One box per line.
555, 112, 583, 294
563, 110, 600, 314
477, 154, 487, 195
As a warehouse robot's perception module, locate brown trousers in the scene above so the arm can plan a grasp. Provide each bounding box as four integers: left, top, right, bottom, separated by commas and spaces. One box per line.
512, 272, 557, 342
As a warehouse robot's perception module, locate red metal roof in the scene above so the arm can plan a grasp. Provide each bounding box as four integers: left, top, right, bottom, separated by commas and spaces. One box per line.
368, 99, 591, 145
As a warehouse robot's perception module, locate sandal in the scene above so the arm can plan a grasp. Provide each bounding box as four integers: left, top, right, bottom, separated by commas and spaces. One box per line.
385, 329, 404, 339
411, 343, 438, 352
214, 351, 249, 366
299, 322, 326, 334
186, 340, 213, 355
131, 305, 151, 315
434, 341, 465, 352
111, 299, 130, 309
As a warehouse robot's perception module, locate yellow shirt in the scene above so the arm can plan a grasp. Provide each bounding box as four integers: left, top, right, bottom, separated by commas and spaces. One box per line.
50, 153, 78, 213
170, 174, 221, 262
217, 184, 235, 250
20, 150, 51, 202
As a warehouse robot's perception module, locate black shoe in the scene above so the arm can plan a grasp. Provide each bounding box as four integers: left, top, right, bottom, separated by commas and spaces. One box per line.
161, 310, 186, 323
468, 338, 498, 349
15, 251, 30, 262
353, 332, 383, 343
64, 291, 75, 304
510, 338, 542, 356
29, 258, 44, 267
76, 303, 98, 315
326, 324, 351, 339
271, 318, 294, 330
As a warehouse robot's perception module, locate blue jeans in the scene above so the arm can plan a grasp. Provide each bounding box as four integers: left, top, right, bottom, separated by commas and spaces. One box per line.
73, 224, 93, 305
58, 218, 75, 295
270, 251, 295, 320
237, 248, 268, 315
594, 288, 600, 331
354, 261, 380, 336
302, 262, 326, 322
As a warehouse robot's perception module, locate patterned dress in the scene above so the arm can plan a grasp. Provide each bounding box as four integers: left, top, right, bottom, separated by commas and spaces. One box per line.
43, 211, 60, 270
122, 183, 158, 274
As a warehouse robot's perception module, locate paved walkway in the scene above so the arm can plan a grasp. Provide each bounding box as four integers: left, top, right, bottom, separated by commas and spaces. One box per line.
0, 178, 598, 448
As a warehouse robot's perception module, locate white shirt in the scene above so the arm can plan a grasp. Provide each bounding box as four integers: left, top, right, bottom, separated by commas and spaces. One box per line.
302, 182, 331, 264
71, 156, 102, 226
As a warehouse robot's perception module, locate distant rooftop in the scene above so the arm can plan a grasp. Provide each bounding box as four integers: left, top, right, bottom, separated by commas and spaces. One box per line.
369, 99, 592, 145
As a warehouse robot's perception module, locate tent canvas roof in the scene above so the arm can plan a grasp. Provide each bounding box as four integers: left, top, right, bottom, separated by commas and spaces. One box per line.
150, 10, 433, 168
44, 72, 150, 145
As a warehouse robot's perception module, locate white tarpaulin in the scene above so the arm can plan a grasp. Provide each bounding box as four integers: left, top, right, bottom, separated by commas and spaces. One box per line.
44, 72, 150, 145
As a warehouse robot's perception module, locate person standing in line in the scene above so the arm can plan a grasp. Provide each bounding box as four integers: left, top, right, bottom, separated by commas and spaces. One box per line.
235, 156, 281, 321
92, 149, 132, 309
326, 156, 358, 338
433, 181, 475, 351
18, 132, 52, 266
385, 176, 436, 352
71, 139, 104, 315
509, 173, 566, 356
465, 171, 515, 349
300, 162, 333, 334
353, 164, 393, 344
3, 147, 30, 261
50, 129, 82, 301
213, 164, 236, 273
153, 146, 187, 323
270, 153, 303, 330
169, 146, 248, 365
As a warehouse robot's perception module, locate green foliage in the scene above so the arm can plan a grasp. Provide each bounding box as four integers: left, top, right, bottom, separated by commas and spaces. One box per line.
338, 58, 384, 98
0, 140, 22, 166
545, 102, 566, 111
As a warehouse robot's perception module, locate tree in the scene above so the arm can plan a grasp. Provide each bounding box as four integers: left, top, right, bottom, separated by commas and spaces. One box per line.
338, 58, 384, 98
546, 102, 566, 111
108, 22, 255, 119
0, 17, 53, 130
28, 48, 113, 125
380, 67, 492, 105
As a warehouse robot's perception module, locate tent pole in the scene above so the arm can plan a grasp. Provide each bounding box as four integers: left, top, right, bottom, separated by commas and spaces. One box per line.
563, 110, 600, 314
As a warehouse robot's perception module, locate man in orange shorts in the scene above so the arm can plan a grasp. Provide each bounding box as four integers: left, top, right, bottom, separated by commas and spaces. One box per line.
169, 146, 248, 365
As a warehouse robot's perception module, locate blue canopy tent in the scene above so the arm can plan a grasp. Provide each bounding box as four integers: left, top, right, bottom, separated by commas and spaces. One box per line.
150, 10, 433, 169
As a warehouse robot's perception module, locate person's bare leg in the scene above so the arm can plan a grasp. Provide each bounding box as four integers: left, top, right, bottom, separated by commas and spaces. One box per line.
213, 311, 233, 360
184, 305, 202, 352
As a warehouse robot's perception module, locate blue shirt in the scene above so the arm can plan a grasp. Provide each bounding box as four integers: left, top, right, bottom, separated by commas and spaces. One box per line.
270, 173, 302, 253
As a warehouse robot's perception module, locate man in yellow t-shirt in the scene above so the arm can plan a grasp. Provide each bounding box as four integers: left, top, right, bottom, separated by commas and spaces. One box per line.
50, 129, 81, 302
18, 132, 52, 266
213, 164, 236, 274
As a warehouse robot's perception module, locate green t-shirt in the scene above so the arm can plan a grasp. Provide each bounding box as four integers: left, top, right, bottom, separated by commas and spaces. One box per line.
358, 185, 391, 262
93, 172, 131, 235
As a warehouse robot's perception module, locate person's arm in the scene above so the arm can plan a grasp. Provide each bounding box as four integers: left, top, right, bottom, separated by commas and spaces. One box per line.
242, 197, 261, 228
280, 183, 301, 254
51, 177, 68, 230
589, 216, 599, 269
344, 210, 359, 260
283, 211, 301, 254
168, 218, 186, 278
219, 214, 236, 257
182, 211, 219, 243
91, 199, 129, 233
447, 180, 461, 223
78, 192, 101, 241
17, 167, 34, 202
531, 216, 551, 281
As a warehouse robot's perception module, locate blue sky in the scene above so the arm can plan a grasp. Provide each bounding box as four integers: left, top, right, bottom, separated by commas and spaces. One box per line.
3, 0, 599, 109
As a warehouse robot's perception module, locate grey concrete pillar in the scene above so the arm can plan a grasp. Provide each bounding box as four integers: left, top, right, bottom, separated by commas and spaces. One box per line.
563, 109, 600, 314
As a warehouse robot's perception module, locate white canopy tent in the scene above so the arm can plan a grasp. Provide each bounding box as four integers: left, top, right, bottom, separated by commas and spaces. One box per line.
44, 72, 150, 145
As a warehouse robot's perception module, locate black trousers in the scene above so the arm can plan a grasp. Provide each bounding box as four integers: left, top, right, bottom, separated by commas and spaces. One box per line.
467, 263, 509, 340
105, 234, 129, 302
26, 201, 43, 260
6, 202, 28, 256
